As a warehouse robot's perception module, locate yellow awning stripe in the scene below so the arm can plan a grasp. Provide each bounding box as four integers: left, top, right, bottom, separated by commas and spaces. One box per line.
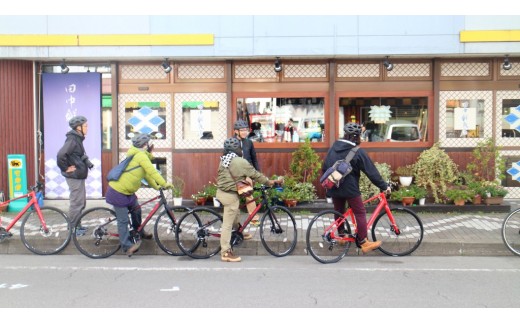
0, 34, 214, 46
460, 30, 520, 42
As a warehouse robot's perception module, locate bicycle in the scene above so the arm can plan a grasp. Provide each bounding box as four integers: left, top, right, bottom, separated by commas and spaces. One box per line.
176, 184, 297, 259
501, 207, 520, 256
306, 191, 424, 264
0, 182, 71, 255
72, 188, 190, 258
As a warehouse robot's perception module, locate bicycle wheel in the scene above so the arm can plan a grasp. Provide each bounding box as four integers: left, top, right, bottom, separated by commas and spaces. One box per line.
259, 205, 297, 257
73, 207, 121, 259
502, 208, 520, 256
154, 205, 190, 256
306, 210, 351, 264
371, 207, 423, 256
176, 207, 222, 259
20, 206, 71, 255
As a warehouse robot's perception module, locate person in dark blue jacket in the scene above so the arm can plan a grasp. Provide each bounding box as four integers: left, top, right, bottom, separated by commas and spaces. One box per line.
322, 122, 390, 253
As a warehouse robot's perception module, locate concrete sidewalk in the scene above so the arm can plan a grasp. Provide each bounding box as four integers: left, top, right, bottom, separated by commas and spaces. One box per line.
0, 198, 517, 257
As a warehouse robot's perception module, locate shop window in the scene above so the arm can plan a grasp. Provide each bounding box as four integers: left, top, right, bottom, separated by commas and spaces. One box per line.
181, 101, 220, 140
338, 97, 429, 143
445, 99, 485, 138
236, 97, 325, 143
501, 99, 520, 138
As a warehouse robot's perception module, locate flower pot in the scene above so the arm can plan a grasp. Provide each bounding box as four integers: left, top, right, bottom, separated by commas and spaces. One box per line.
213, 198, 221, 207
483, 196, 503, 205
284, 199, 298, 207
399, 176, 413, 187
401, 197, 415, 206
419, 198, 426, 206
326, 197, 333, 204
173, 197, 183, 206
472, 194, 481, 205
453, 199, 465, 206
194, 197, 207, 206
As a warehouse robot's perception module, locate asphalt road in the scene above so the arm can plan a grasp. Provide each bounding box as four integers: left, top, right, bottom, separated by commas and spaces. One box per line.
1, 254, 520, 311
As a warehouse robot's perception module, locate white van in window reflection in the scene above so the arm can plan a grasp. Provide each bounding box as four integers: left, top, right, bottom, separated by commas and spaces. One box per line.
369, 121, 422, 142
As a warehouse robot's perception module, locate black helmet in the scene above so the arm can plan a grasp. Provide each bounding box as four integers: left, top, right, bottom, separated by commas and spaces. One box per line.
343, 122, 362, 135
234, 120, 249, 130
69, 116, 87, 129
132, 133, 151, 148
223, 137, 241, 153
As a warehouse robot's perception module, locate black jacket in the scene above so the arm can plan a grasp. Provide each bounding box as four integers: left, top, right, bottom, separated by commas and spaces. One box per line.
322, 139, 387, 199
238, 136, 260, 171
57, 130, 89, 179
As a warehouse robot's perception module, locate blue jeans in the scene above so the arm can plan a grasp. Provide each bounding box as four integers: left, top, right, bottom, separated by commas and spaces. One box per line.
113, 199, 141, 252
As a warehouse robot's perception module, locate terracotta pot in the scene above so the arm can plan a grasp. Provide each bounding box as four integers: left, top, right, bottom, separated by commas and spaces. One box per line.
284, 199, 298, 207
401, 197, 415, 206
453, 199, 465, 206
472, 194, 481, 205
194, 197, 207, 206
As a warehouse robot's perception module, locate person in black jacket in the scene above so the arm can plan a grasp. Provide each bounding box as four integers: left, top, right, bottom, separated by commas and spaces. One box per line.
57, 116, 93, 232
322, 122, 390, 253
233, 120, 260, 221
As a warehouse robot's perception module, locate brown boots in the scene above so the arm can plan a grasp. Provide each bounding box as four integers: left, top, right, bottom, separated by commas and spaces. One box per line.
360, 238, 382, 253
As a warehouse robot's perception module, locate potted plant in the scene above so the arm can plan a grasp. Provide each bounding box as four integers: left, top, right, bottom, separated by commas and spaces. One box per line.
191, 190, 209, 206
278, 176, 300, 207
390, 186, 416, 206
467, 180, 486, 205
481, 181, 508, 205
413, 143, 459, 204
395, 164, 414, 187
413, 185, 428, 205
171, 175, 185, 206
445, 186, 474, 206
203, 181, 219, 206
288, 138, 322, 183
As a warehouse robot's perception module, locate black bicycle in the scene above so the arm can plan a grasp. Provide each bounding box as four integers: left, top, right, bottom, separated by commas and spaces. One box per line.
73, 188, 190, 258
176, 184, 297, 259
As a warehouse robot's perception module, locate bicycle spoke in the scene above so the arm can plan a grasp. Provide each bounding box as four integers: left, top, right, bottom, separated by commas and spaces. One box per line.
20, 206, 71, 255
260, 206, 297, 257
154, 206, 190, 256
73, 207, 120, 259
372, 208, 423, 256
502, 209, 520, 256
176, 207, 222, 259
306, 210, 351, 264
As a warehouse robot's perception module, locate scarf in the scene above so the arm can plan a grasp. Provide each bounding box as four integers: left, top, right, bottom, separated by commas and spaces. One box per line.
220, 152, 238, 168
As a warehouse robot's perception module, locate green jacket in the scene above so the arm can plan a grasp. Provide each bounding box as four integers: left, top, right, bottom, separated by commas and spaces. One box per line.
217, 156, 269, 192
108, 146, 166, 195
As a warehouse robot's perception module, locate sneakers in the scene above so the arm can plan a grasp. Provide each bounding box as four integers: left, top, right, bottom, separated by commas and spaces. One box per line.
75, 226, 87, 237
243, 233, 253, 240
360, 239, 382, 253
126, 240, 142, 257
140, 229, 153, 240
250, 215, 260, 227
221, 249, 241, 262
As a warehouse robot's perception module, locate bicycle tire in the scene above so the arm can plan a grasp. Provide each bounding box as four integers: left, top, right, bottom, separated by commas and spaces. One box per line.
154, 205, 191, 256
20, 206, 72, 255
371, 207, 423, 256
502, 208, 520, 256
73, 207, 121, 259
259, 205, 297, 257
176, 207, 222, 259
306, 210, 351, 264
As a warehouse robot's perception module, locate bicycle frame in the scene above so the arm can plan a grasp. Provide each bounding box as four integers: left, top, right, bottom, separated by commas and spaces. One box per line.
0, 188, 49, 233
329, 192, 399, 243
235, 185, 278, 234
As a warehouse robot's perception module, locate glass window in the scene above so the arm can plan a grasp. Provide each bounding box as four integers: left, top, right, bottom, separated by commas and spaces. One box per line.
445, 99, 484, 138
181, 101, 220, 140
501, 99, 520, 138
236, 97, 325, 143
339, 97, 429, 143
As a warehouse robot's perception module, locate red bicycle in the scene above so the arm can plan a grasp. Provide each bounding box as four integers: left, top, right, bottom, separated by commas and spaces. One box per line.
0, 183, 71, 255
72, 188, 189, 258
306, 191, 424, 263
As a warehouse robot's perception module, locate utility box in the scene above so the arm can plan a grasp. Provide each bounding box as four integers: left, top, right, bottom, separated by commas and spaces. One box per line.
7, 154, 28, 212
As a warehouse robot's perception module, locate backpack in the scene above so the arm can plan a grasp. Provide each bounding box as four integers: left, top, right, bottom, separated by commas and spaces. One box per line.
106, 156, 140, 182
320, 147, 360, 190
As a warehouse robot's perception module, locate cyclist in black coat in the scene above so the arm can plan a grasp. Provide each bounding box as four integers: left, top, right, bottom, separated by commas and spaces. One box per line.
322, 122, 390, 253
